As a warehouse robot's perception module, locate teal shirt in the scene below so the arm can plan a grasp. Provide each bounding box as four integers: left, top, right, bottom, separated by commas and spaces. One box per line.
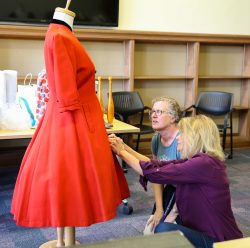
151, 133, 180, 161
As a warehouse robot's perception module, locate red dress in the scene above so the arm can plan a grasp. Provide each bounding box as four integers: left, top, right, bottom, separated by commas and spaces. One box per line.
11, 23, 129, 227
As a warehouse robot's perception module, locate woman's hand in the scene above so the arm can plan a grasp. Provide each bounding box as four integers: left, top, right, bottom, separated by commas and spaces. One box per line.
108, 134, 126, 155
147, 209, 164, 231
109, 134, 144, 176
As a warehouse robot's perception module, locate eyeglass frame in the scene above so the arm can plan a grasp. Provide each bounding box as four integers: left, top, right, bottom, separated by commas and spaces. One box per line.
149, 109, 171, 119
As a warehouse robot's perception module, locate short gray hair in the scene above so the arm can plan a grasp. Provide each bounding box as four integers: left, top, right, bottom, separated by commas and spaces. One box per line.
152, 96, 181, 123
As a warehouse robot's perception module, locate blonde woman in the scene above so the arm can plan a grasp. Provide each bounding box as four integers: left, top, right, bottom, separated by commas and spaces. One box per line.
109, 115, 242, 248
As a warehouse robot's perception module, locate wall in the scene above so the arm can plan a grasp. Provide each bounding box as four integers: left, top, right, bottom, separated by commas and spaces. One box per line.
119, 0, 250, 35
0, 39, 44, 75
1, 0, 250, 77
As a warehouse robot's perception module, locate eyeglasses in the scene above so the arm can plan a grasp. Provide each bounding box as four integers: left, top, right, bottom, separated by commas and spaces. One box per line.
149, 109, 170, 118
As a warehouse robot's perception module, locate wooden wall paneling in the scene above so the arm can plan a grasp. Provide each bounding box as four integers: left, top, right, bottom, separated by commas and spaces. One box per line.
124, 39, 135, 91
238, 45, 250, 139
0, 25, 250, 147
185, 42, 200, 107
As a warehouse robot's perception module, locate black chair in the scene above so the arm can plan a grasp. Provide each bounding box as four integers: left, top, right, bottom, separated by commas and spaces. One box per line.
112, 91, 154, 151
183, 91, 233, 159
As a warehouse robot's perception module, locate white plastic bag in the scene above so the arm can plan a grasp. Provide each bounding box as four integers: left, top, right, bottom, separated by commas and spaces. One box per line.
17, 73, 37, 127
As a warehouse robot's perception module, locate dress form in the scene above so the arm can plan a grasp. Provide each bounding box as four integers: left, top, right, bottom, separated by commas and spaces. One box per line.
39, 4, 77, 248
11, 0, 129, 245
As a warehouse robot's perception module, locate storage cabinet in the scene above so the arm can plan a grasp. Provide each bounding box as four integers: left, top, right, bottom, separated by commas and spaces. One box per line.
0, 25, 250, 147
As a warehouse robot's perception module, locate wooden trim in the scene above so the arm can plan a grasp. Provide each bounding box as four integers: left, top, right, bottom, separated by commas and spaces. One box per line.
186, 42, 199, 77
19, 75, 229, 83
233, 106, 249, 111
186, 42, 200, 106
1, 24, 250, 147
243, 44, 250, 76
124, 40, 134, 91
17, 75, 129, 83
240, 79, 250, 107
134, 76, 193, 80
238, 110, 250, 140
17, 76, 37, 83
181, 106, 249, 111
199, 76, 250, 79
1, 25, 250, 43
95, 76, 130, 80
241, 45, 250, 110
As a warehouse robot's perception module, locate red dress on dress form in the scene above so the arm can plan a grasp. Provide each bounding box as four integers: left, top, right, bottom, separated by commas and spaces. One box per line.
11, 23, 130, 227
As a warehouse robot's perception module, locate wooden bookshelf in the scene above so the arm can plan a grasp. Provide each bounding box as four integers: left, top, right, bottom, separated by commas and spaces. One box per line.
0, 25, 250, 147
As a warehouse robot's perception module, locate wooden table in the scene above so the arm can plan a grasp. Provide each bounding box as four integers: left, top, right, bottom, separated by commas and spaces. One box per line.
0, 117, 139, 140
0, 117, 139, 167
214, 237, 250, 248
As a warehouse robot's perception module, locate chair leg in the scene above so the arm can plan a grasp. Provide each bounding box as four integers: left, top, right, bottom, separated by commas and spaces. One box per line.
135, 134, 140, 151
222, 128, 226, 151
227, 129, 233, 159
228, 115, 233, 159
230, 131, 233, 159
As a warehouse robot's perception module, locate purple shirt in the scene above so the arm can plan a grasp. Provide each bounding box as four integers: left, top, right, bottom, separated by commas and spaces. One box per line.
140, 153, 243, 241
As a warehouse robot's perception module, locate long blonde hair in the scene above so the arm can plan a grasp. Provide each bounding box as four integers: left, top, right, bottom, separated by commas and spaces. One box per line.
178, 115, 225, 161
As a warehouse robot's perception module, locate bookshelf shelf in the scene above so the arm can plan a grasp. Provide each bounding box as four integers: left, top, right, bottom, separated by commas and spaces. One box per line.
0, 25, 249, 147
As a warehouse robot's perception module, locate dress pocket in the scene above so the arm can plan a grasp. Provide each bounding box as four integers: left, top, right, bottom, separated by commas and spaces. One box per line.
81, 103, 95, 133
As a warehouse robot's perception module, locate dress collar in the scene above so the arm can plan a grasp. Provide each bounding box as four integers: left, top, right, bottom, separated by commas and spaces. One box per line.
51, 19, 72, 31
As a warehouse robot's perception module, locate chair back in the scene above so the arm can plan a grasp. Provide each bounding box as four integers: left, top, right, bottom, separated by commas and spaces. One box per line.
195, 91, 233, 116
112, 91, 153, 151
112, 91, 145, 119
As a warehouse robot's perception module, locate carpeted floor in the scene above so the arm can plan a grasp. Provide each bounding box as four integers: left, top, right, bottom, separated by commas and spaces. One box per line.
0, 148, 250, 247
225, 149, 250, 237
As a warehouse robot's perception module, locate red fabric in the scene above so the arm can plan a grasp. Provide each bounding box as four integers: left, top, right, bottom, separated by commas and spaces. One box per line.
11, 24, 129, 227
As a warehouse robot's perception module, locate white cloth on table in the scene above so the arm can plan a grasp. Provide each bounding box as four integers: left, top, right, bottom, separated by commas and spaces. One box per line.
0, 70, 30, 130
4, 70, 17, 105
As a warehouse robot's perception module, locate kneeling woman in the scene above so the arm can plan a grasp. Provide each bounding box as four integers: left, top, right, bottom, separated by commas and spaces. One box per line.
109, 115, 242, 248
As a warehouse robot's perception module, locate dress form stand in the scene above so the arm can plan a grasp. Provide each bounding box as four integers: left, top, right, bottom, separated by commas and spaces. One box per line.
39, 1, 79, 247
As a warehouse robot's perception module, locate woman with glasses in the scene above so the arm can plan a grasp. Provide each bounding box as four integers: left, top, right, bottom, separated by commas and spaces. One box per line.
146, 97, 182, 234
111, 96, 182, 234
109, 115, 242, 248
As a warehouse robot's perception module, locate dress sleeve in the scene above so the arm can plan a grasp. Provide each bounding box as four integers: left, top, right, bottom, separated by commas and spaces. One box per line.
139, 154, 222, 190
52, 33, 81, 113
